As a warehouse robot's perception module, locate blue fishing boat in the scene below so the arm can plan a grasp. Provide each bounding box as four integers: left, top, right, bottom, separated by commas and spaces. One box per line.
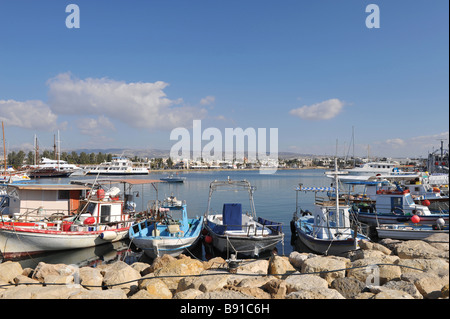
129, 195, 203, 258
292, 162, 370, 256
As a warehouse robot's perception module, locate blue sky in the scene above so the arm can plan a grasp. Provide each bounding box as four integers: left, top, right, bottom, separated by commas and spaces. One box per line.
0, 0, 448, 158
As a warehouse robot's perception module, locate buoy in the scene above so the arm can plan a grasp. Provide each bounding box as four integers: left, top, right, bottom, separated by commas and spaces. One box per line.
97, 189, 105, 200
411, 215, 420, 224
204, 235, 213, 244
436, 218, 445, 229
99, 231, 117, 240
422, 200, 431, 206
201, 228, 208, 236
83, 217, 96, 225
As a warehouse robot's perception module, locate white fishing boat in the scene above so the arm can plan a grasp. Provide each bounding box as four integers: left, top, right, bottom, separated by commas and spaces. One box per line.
204, 178, 284, 257
129, 195, 203, 258
376, 218, 448, 240
0, 179, 156, 259
351, 181, 449, 226
84, 156, 149, 175
292, 160, 370, 256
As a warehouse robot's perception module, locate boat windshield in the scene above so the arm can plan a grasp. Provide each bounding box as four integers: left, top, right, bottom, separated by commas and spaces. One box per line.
404, 194, 414, 206
85, 202, 97, 214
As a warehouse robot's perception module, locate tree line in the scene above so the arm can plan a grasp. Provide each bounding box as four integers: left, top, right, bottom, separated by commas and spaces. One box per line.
6, 151, 115, 168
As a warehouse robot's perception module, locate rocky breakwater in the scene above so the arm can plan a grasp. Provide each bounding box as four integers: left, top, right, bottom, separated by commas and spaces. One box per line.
0, 233, 448, 299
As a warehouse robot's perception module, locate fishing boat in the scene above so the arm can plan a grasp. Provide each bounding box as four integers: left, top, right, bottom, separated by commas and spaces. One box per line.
129, 195, 203, 258
84, 156, 149, 175
376, 218, 448, 240
203, 178, 284, 257
292, 162, 370, 256
0, 179, 156, 259
160, 174, 186, 183
351, 181, 449, 226
1, 171, 31, 184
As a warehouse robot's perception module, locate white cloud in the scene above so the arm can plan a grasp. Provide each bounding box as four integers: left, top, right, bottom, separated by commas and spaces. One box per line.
47, 73, 207, 130
77, 115, 116, 136
289, 98, 345, 120
385, 138, 406, 148
200, 95, 215, 105
0, 99, 58, 130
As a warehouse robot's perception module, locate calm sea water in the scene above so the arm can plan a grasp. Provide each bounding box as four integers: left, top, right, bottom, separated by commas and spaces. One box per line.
4, 169, 331, 268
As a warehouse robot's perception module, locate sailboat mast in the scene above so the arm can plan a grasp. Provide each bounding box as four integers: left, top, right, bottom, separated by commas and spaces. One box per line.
57, 130, 60, 171
2, 121, 6, 175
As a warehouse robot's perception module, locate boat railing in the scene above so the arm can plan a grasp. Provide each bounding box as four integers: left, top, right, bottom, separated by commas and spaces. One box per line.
210, 219, 283, 236
14, 207, 79, 222
314, 196, 347, 207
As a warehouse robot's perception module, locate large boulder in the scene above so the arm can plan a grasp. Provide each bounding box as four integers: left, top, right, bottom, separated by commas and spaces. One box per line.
0, 261, 23, 283
153, 256, 204, 290
301, 256, 349, 285
383, 280, 423, 299
0, 285, 86, 299
396, 258, 449, 276
139, 278, 172, 299
347, 255, 401, 285
289, 251, 317, 269
359, 240, 392, 255
394, 240, 448, 260
32, 262, 78, 283
330, 277, 365, 299
401, 272, 448, 299
237, 259, 269, 275
286, 288, 345, 299
78, 267, 103, 290
284, 273, 328, 293
268, 255, 296, 279
101, 261, 141, 294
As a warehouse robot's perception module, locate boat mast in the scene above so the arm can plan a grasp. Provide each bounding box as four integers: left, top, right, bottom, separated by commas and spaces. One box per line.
57, 130, 61, 171
2, 121, 6, 176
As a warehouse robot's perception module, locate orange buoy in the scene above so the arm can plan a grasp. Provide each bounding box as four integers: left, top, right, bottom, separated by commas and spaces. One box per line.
411, 215, 420, 224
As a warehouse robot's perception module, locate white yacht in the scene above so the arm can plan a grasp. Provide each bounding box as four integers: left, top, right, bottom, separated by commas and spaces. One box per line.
84, 156, 149, 175
329, 161, 419, 183
26, 157, 81, 171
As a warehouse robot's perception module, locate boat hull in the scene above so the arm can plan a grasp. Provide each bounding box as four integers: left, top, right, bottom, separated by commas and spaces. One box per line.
376, 225, 449, 240
130, 217, 203, 259
355, 212, 449, 226
204, 223, 283, 257
294, 218, 368, 256
0, 224, 129, 259
295, 229, 363, 256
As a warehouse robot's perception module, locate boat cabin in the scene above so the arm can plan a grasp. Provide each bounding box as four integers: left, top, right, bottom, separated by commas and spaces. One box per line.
311, 199, 353, 240
6, 183, 91, 219
77, 198, 127, 225
372, 189, 431, 216
1, 190, 9, 215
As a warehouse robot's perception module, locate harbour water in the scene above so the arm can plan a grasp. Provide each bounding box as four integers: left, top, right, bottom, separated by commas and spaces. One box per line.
2, 169, 331, 268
